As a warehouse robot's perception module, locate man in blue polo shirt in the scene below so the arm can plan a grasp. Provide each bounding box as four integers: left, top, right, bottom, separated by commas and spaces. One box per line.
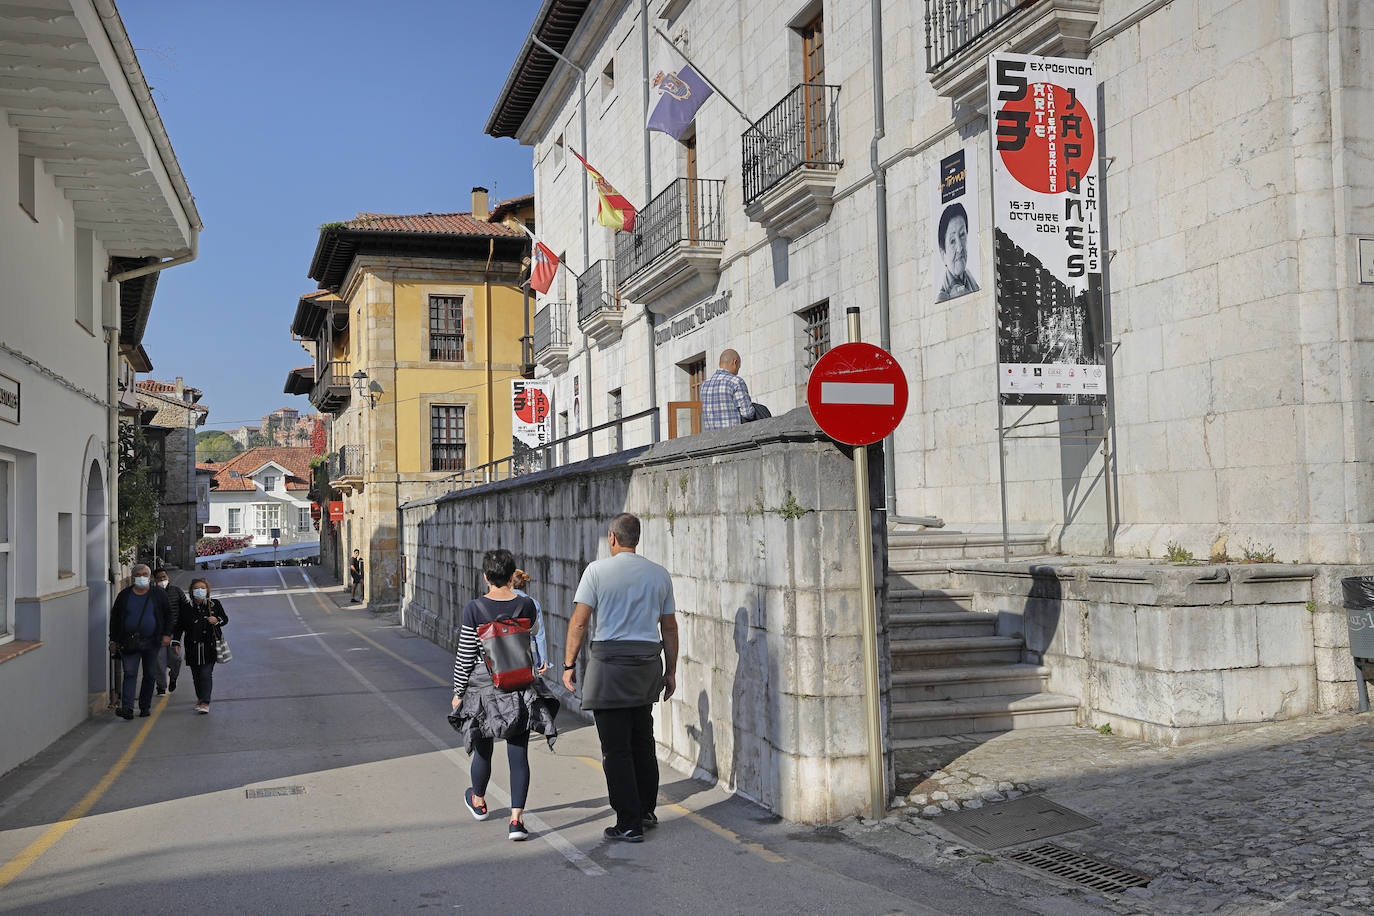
564, 513, 678, 843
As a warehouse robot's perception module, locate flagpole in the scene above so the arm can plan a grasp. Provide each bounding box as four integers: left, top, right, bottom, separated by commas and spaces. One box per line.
651, 25, 752, 124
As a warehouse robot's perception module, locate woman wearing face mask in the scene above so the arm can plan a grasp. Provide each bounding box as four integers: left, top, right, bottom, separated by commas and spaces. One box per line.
152, 569, 189, 696
176, 578, 227, 714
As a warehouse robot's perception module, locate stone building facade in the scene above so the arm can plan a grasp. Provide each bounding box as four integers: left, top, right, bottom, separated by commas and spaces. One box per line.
486, 0, 1373, 567
136, 378, 209, 569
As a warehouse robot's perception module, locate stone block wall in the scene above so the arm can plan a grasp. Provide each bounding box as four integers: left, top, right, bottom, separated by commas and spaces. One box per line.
400, 408, 887, 823
955, 559, 1369, 744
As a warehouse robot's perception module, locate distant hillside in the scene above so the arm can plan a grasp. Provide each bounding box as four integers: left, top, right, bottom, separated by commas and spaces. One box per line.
196, 429, 242, 464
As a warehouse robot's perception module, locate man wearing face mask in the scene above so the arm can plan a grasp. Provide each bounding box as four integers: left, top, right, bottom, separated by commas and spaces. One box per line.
151, 569, 187, 696
108, 563, 174, 719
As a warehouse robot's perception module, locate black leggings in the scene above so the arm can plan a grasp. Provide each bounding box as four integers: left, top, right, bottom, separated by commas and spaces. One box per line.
470, 733, 531, 809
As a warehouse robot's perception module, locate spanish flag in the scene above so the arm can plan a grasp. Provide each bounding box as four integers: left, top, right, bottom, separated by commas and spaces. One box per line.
570, 149, 637, 232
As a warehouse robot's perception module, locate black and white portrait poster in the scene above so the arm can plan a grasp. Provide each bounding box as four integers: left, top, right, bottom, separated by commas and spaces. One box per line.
933, 148, 981, 303
988, 52, 1106, 405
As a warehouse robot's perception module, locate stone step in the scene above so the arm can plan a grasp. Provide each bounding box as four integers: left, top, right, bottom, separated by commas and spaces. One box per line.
888, 610, 996, 641
886, 587, 975, 614
889, 636, 1023, 668
887, 531, 1049, 563
890, 663, 1051, 703
890, 693, 1080, 740
884, 567, 956, 591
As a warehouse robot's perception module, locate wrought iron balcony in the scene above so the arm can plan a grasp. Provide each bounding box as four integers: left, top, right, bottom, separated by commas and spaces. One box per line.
533, 300, 571, 371
577, 259, 624, 344
614, 178, 727, 317
330, 444, 364, 488
310, 360, 351, 414
741, 84, 841, 238
926, 0, 1035, 71
742, 83, 841, 205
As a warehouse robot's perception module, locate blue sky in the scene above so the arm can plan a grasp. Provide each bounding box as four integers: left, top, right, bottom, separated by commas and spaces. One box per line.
120, 0, 539, 430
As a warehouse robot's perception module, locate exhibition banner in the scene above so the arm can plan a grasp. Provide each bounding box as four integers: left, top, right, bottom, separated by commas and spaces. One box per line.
988, 52, 1106, 404
511, 379, 553, 472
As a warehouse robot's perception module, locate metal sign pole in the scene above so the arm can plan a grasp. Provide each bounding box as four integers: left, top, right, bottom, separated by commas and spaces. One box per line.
845, 307, 886, 819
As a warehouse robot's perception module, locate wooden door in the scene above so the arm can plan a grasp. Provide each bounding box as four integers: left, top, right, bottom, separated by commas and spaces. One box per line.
684, 135, 699, 242
801, 14, 826, 163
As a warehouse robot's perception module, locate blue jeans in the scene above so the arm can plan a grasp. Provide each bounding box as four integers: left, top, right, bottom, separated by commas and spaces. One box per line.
121, 640, 160, 712
189, 661, 216, 704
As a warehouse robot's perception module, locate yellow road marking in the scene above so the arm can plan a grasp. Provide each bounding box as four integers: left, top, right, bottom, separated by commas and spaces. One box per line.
0, 696, 168, 890
569, 754, 786, 863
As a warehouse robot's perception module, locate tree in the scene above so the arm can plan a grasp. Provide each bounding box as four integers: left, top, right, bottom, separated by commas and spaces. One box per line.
195, 429, 242, 464
118, 421, 158, 564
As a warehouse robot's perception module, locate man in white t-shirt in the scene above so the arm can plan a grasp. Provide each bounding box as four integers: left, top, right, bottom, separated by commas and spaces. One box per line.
564, 513, 678, 843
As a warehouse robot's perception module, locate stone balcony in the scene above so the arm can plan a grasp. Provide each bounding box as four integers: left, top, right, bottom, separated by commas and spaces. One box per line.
742, 83, 842, 240
577, 259, 624, 345
533, 300, 571, 372
615, 177, 726, 320
925, 0, 1102, 109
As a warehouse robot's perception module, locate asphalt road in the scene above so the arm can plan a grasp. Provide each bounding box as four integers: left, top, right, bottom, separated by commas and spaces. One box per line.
0, 566, 1039, 915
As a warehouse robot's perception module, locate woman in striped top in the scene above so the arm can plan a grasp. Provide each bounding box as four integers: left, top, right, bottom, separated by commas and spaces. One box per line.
449, 549, 559, 842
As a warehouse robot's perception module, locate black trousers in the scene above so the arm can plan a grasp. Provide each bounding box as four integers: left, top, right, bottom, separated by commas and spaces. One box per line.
593, 705, 657, 829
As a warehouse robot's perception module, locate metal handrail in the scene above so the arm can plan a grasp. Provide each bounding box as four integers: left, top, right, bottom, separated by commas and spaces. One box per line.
424, 407, 658, 500
742, 83, 842, 205
615, 177, 726, 286
924, 0, 1037, 72
577, 259, 620, 324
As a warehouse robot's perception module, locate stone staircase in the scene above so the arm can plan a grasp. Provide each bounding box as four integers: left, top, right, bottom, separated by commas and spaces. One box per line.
886, 529, 1079, 744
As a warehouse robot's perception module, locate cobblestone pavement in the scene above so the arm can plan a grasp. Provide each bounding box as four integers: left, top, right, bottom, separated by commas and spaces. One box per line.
841, 713, 1374, 914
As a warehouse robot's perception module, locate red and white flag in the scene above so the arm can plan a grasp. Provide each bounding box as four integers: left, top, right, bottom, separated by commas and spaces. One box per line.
523, 225, 560, 295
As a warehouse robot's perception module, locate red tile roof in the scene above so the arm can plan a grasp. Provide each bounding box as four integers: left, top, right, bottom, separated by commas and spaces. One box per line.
137, 378, 203, 399
337, 211, 522, 237
211, 446, 313, 492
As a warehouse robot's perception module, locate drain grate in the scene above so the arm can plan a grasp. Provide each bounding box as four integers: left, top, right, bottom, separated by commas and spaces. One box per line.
244, 785, 306, 799
1008, 844, 1152, 894
932, 795, 1098, 849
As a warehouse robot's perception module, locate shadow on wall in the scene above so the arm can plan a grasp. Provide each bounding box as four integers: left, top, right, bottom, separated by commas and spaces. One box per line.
729, 604, 774, 803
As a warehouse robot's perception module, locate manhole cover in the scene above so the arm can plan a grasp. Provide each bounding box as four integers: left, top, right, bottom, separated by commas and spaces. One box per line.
244, 785, 306, 799
933, 796, 1097, 849
1008, 843, 1151, 894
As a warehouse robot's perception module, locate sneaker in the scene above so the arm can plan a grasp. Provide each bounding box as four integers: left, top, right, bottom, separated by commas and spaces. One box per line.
604, 824, 644, 843
138, 709, 151, 718
642, 811, 659, 829
155, 688, 167, 697
116, 706, 134, 720
463, 788, 489, 821
168, 679, 177, 693
194, 703, 209, 714
508, 819, 529, 841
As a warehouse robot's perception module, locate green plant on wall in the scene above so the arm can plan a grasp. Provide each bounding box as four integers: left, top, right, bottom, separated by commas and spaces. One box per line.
117, 421, 158, 564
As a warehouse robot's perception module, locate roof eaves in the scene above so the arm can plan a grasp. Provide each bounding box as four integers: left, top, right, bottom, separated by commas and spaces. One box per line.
484, 0, 592, 140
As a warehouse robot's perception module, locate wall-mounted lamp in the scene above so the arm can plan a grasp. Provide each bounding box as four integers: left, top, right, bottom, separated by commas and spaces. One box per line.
352, 370, 380, 408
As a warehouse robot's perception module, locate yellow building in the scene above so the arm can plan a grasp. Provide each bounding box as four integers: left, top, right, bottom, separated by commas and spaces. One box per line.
285, 189, 535, 608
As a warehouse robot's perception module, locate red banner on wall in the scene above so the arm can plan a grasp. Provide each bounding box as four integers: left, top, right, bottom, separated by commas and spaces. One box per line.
329, 500, 344, 522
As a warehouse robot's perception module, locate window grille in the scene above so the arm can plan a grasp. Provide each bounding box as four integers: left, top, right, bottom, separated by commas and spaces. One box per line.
801, 301, 831, 368
431, 405, 466, 471
430, 296, 464, 361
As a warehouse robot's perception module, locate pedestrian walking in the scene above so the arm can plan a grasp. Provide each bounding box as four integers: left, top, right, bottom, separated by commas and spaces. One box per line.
108, 563, 174, 720
448, 549, 560, 842
349, 549, 364, 602
699, 348, 756, 430
176, 578, 227, 715
564, 513, 678, 842
152, 568, 188, 696
510, 569, 549, 675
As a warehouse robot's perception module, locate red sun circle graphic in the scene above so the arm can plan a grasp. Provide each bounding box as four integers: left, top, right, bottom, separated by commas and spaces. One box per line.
515, 388, 550, 424
998, 82, 1095, 195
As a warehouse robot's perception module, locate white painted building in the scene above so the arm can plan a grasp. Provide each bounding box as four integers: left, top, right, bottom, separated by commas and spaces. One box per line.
487, 0, 1373, 566
205, 447, 315, 548
0, 0, 200, 778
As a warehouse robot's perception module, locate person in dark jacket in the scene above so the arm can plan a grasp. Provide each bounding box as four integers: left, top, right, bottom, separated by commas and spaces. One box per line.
152, 568, 188, 696
448, 549, 559, 843
176, 577, 227, 715
108, 563, 174, 719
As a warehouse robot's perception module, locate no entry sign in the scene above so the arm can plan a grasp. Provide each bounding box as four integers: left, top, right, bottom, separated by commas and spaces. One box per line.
807, 342, 909, 446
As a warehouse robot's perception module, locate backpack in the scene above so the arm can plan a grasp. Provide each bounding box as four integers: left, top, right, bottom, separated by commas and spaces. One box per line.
478, 617, 536, 691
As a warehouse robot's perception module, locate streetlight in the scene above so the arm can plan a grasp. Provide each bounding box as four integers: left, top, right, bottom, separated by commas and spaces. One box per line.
351, 370, 378, 408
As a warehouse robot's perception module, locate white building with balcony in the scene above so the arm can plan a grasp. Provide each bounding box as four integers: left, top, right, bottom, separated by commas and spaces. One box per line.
0, 0, 201, 778
205, 447, 316, 549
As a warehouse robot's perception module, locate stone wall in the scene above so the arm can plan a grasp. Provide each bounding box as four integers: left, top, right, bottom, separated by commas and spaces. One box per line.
952, 559, 1368, 744
400, 408, 888, 823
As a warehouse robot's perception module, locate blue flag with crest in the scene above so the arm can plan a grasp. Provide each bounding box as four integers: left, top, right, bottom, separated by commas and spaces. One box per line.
647, 65, 714, 139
